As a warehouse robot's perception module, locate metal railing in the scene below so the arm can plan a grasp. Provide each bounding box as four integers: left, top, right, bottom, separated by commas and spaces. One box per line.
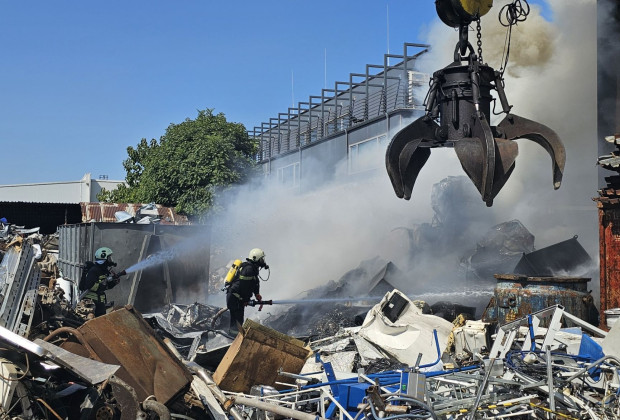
251, 42, 430, 163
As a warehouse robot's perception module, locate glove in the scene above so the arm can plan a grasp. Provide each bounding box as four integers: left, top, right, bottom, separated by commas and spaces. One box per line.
111, 270, 126, 281
264, 264, 270, 270
255, 294, 262, 302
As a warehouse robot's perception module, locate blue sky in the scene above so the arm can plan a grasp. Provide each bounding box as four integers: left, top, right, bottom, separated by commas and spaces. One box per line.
0, 1, 549, 185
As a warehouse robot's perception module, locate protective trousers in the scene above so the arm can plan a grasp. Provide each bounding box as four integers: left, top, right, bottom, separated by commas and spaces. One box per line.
226, 293, 245, 332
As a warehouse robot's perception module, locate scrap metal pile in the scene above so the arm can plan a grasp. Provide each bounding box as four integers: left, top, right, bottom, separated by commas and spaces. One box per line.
213, 294, 620, 420
1, 230, 618, 419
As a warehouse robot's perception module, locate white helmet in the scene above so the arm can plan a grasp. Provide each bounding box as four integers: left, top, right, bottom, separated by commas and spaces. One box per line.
248, 248, 265, 263
95, 247, 113, 261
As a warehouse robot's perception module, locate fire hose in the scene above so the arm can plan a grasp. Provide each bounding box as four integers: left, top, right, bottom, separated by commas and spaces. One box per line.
210, 296, 380, 328
210, 299, 274, 328
77, 269, 128, 302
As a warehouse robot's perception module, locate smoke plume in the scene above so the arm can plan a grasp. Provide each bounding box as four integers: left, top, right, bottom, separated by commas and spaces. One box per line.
206, 0, 599, 313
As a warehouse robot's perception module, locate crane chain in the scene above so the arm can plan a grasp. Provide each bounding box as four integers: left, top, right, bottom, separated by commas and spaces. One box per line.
476, 18, 483, 64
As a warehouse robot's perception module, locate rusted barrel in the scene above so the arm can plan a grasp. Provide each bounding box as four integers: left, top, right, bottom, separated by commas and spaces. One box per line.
483, 274, 598, 326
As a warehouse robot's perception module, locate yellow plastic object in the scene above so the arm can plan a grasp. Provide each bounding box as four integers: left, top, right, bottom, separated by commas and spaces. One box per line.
225, 259, 242, 284
436, 0, 493, 27
460, 0, 493, 18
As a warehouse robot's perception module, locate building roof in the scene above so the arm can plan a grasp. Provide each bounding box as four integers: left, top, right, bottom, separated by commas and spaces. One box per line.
80, 203, 190, 225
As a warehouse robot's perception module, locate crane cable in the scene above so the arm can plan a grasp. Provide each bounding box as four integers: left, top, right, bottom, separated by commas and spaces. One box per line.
498, 0, 531, 76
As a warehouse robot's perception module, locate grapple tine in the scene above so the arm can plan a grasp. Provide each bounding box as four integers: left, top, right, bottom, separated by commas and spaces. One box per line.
385, 116, 438, 198
454, 138, 486, 197
490, 138, 519, 199
497, 114, 566, 189
399, 143, 431, 200
453, 113, 497, 205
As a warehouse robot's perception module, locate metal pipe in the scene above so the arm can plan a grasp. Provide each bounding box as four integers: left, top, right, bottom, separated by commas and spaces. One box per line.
43, 326, 100, 361
565, 355, 620, 382
467, 358, 495, 420
298, 373, 403, 391
419, 329, 441, 369
277, 368, 317, 382
143, 400, 171, 420
545, 346, 555, 413
211, 307, 228, 328
163, 337, 184, 361
231, 395, 327, 420
423, 365, 480, 378
185, 362, 245, 420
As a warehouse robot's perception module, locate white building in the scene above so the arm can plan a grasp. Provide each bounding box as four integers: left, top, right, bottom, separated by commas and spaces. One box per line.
0, 173, 125, 203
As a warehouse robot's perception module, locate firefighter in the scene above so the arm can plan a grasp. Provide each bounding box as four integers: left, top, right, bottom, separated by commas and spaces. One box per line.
82, 247, 126, 317
225, 248, 268, 333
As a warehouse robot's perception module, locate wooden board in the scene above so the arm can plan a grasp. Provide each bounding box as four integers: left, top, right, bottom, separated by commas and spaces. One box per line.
213, 319, 312, 393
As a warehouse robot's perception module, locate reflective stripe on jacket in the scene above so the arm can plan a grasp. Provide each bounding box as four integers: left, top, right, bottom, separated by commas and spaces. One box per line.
84, 273, 107, 303
227, 260, 260, 301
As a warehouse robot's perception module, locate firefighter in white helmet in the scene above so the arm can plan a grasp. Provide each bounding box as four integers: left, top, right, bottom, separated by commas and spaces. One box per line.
225, 248, 268, 332
82, 247, 126, 317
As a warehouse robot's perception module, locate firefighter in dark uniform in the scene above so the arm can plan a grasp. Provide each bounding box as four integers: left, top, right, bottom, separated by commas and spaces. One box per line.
82, 247, 126, 317
226, 248, 268, 333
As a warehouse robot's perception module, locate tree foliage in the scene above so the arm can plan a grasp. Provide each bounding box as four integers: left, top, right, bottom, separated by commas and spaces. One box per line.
98, 109, 258, 218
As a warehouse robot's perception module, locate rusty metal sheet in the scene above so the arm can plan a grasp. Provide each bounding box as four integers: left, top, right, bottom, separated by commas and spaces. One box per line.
70, 306, 193, 403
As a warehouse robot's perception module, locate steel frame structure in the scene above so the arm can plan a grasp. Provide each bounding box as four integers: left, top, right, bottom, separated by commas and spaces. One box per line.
251, 43, 430, 163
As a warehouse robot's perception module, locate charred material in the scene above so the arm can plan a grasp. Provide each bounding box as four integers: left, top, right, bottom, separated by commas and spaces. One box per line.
386, 1, 565, 206
460, 219, 535, 281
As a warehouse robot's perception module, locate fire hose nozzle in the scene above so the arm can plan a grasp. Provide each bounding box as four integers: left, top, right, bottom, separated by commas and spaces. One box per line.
248, 299, 273, 311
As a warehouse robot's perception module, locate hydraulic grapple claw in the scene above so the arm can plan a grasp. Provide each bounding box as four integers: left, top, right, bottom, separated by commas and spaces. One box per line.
497, 114, 565, 189
385, 116, 437, 199
385, 34, 565, 206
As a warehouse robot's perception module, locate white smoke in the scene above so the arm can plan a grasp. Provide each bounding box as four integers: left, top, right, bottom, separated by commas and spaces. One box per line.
207, 0, 600, 311
418, 0, 600, 298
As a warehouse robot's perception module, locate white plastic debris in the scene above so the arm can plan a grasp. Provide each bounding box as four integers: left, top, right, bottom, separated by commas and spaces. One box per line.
358, 289, 453, 367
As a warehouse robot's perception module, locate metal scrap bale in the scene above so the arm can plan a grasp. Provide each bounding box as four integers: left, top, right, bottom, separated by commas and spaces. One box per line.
62, 305, 193, 404
213, 319, 312, 393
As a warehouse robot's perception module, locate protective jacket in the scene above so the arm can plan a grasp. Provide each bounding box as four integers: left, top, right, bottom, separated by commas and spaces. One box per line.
82, 263, 118, 306
227, 260, 260, 302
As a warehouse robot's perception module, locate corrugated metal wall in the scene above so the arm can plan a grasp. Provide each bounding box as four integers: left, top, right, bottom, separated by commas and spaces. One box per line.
58, 223, 210, 313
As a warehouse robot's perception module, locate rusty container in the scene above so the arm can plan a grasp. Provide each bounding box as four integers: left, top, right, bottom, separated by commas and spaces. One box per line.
483, 274, 598, 326
65, 306, 193, 404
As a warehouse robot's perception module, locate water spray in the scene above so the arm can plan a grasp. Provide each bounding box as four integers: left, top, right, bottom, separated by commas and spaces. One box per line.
123, 234, 207, 274
125, 250, 177, 274
210, 289, 495, 328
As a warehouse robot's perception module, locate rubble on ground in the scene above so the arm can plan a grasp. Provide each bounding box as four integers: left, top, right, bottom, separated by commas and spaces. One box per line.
1, 224, 619, 419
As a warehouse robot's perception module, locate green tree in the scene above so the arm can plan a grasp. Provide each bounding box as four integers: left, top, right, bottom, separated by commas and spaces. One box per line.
98, 109, 258, 219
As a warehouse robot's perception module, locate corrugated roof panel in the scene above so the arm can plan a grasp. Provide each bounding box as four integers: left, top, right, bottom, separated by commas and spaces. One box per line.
103, 204, 118, 222
79, 203, 190, 225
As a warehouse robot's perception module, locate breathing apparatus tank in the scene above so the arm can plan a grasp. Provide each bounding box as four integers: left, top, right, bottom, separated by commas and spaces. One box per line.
225, 259, 243, 284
